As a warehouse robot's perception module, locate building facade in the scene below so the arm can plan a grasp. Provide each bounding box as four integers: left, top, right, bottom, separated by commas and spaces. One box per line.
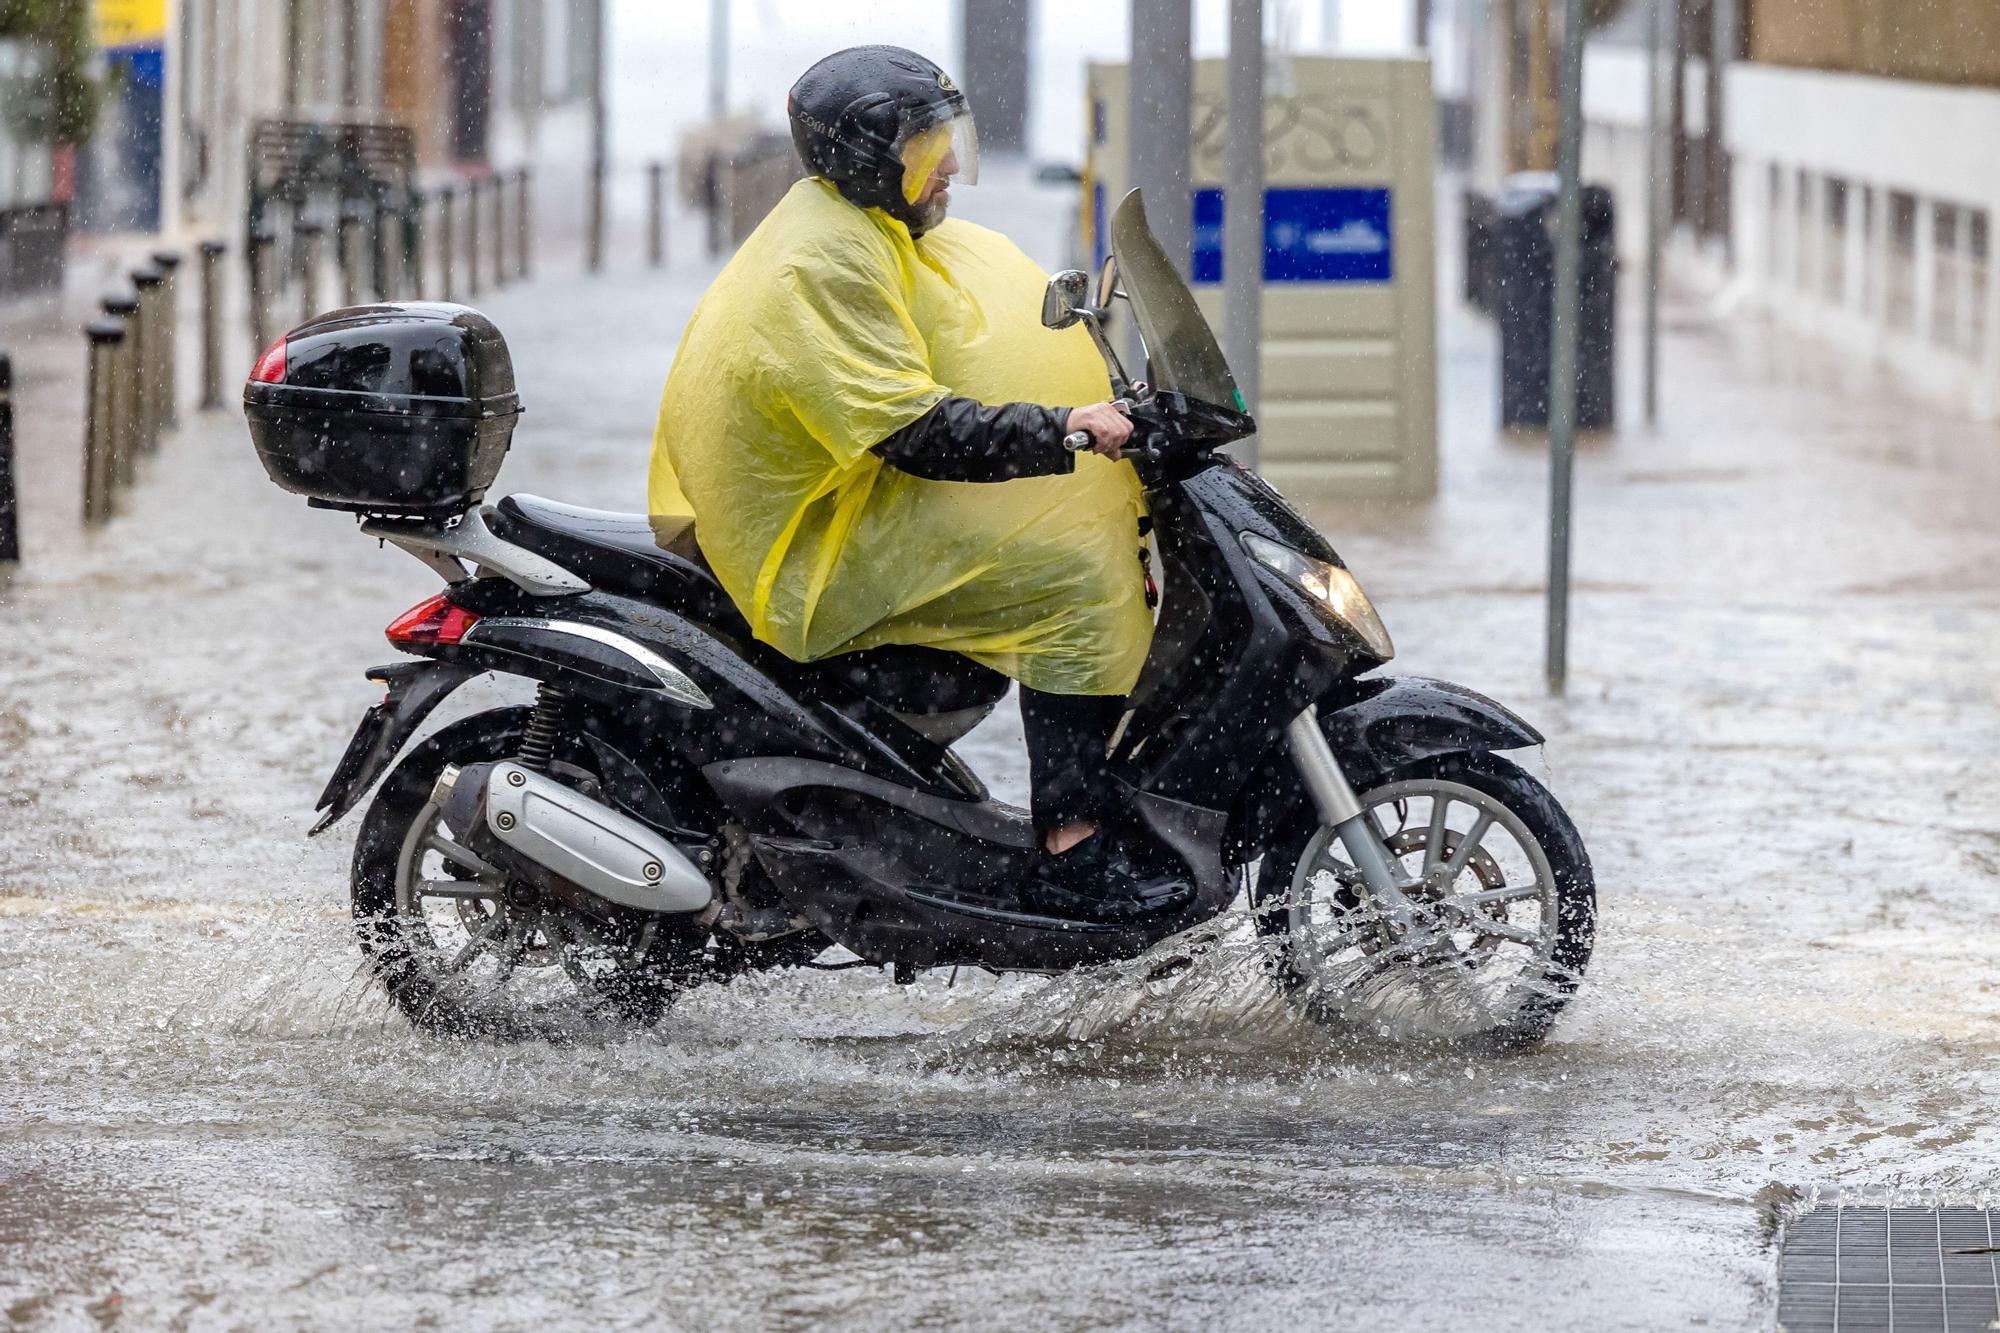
1452, 0, 2000, 418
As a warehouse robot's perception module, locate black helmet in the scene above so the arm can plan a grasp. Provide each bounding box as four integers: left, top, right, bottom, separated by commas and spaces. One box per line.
788, 45, 981, 237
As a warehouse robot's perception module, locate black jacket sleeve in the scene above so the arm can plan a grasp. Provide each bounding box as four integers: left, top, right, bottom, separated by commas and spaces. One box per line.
872, 396, 1075, 483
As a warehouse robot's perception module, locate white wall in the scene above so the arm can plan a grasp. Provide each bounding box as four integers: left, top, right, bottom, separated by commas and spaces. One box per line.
1725, 63, 2000, 417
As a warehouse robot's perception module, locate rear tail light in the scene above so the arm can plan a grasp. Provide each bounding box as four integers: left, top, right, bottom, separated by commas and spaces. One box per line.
250, 336, 287, 384
385, 592, 480, 647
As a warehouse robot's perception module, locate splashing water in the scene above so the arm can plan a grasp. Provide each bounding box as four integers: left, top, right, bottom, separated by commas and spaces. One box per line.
921, 905, 1552, 1068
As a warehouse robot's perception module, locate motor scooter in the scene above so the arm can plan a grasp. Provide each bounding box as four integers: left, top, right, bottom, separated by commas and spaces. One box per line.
244, 190, 1594, 1045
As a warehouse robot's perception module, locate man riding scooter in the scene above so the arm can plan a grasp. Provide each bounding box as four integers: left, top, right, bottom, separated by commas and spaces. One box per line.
650, 46, 1188, 922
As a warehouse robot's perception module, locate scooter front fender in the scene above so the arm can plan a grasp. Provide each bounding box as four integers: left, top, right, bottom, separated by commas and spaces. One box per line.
1226, 674, 1544, 859
1319, 674, 1544, 791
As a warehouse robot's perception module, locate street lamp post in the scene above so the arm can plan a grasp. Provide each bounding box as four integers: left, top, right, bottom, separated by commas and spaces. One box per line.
1545, 0, 1588, 694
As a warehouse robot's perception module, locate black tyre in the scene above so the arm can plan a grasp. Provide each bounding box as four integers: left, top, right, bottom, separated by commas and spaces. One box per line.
350, 707, 709, 1037
1254, 751, 1595, 1050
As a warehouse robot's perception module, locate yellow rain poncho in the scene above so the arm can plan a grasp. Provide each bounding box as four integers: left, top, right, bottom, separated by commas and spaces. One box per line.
649, 177, 1151, 696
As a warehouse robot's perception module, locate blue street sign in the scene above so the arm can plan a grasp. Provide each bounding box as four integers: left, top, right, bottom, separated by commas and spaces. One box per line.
1192, 186, 1394, 284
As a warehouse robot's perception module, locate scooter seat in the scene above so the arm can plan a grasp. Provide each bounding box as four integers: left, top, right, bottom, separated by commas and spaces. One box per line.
488, 494, 1010, 718
490, 494, 744, 627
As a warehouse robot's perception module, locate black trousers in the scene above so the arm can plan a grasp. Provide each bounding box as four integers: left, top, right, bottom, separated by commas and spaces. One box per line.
1019, 687, 1125, 838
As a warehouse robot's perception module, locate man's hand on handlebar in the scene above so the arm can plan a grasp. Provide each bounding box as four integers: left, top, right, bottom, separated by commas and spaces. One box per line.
1064, 401, 1134, 460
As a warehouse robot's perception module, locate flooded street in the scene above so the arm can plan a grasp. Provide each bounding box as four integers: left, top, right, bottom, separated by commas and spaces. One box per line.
4, 212, 1999, 1330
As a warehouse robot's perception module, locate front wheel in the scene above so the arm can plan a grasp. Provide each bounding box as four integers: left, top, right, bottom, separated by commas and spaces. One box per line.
349, 707, 710, 1037
1254, 751, 1595, 1050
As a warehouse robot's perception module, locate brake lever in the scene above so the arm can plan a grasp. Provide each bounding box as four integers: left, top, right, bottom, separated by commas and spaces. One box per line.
1064, 432, 1161, 464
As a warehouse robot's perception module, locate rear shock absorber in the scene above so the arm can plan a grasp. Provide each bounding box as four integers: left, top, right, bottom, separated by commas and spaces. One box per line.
518, 683, 571, 773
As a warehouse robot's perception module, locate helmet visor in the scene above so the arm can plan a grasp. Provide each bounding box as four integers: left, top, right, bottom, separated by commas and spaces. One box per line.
898, 111, 979, 205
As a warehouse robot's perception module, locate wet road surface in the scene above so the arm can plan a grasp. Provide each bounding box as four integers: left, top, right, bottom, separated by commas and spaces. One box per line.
3, 214, 1997, 1329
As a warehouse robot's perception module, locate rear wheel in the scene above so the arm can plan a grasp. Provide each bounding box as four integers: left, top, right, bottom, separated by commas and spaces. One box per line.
1254, 751, 1595, 1050
350, 708, 709, 1037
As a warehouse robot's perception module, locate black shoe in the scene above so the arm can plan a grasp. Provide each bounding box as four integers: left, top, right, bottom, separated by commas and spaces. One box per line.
1023, 831, 1194, 923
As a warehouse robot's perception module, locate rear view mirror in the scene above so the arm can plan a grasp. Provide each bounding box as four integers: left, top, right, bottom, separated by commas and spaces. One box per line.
1095, 254, 1120, 308
1041, 270, 1089, 330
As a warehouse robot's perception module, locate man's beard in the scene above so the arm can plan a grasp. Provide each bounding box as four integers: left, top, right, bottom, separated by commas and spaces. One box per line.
913, 195, 950, 233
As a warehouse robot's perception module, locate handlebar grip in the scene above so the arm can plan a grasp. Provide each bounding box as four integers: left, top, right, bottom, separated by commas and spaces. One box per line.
1064, 430, 1094, 452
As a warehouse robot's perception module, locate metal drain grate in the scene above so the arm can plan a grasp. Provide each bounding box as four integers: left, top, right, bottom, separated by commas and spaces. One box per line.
1778, 1207, 2000, 1332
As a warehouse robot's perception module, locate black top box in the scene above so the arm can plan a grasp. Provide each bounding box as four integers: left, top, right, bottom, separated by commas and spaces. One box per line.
244, 302, 520, 518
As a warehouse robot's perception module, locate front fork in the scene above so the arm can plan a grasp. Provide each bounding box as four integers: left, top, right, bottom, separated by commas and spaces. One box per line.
1283, 705, 1420, 934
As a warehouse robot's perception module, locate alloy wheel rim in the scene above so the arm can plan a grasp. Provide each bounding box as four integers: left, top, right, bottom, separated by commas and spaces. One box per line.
1285, 776, 1562, 1022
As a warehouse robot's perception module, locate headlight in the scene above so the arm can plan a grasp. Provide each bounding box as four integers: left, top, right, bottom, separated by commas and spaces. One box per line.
1241, 532, 1395, 659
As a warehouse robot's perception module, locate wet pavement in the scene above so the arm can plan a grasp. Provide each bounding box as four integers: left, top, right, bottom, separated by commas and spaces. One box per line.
2, 187, 1998, 1329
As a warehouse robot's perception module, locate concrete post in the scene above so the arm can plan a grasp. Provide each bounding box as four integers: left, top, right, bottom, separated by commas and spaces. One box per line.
149, 251, 181, 430
131, 267, 165, 453
336, 207, 362, 307
1128, 0, 1196, 278
247, 227, 274, 359
101, 295, 140, 489
295, 219, 324, 325
515, 169, 532, 281
1223, 0, 1264, 461
960, 0, 1031, 154
198, 239, 227, 410
374, 198, 398, 300
648, 161, 666, 268
439, 188, 457, 302
587, 157, 606, 273
407, 192, 428, 301
84, 322, 124, 525
491, 175, 507, 289
466, 179, 483, 299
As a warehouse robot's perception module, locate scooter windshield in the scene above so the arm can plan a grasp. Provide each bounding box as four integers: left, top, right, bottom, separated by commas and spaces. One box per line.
1109, 190, 1245, 412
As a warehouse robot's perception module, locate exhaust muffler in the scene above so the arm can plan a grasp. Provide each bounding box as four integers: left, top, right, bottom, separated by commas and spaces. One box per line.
434, 761, 712, 914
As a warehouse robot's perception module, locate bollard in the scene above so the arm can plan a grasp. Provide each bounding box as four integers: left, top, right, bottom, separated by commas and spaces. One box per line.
406, 192, 427, 301
149, 251, 181, 430
490, 175, 506, 290
648, 161, 666, 268
335, 206, 361, 307
514, 169, 531, 281
100, 295, 140, 489
587, 157, 605, 272
247, 226, 274, 358
83, 321, 124, 525
295, 218, 324, 325
0, 353, 13, 561
373, 197, 397, 299
198, 239, 226, 410
439, 187, 456, 302
130, 267, 164, 454
466, 178, 482, 299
